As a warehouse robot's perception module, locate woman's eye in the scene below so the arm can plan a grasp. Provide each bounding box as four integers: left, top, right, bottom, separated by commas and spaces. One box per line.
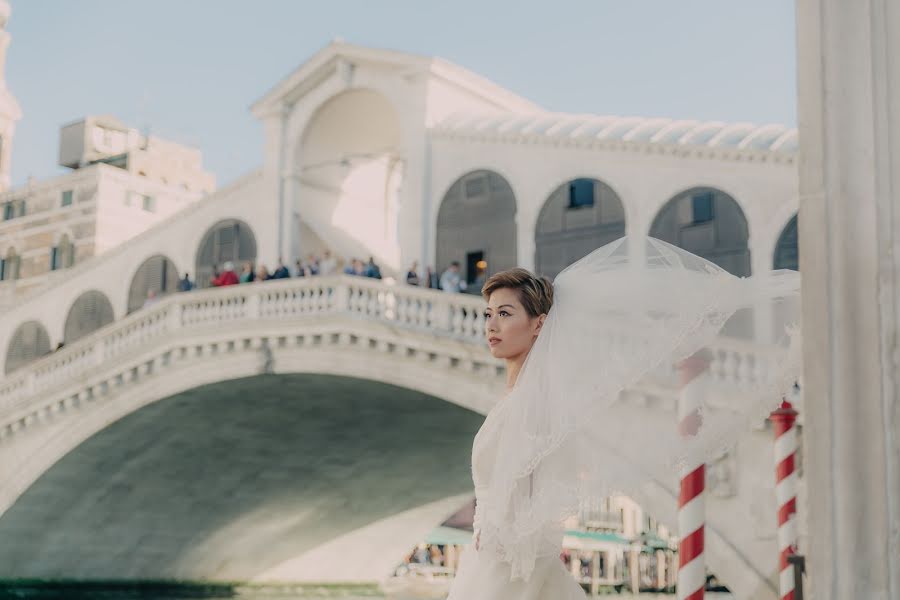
482, 312, 491, 319
499, 311, 510, 317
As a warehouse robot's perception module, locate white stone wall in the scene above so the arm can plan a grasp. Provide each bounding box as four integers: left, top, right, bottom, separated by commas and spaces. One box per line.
428, 134, 799, 274
0, 170, 265, 352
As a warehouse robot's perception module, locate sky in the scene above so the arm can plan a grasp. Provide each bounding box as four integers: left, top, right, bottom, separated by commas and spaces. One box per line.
5, 1, 797, 188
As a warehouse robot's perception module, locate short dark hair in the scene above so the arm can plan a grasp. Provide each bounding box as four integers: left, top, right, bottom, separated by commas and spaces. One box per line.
482, 268, 553, 318
451, 261, 460, 267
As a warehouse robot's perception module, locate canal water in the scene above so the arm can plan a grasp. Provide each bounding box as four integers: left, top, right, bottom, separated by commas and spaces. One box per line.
0, 583, 734, 600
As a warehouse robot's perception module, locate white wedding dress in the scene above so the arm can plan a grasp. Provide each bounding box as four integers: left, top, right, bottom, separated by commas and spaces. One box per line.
446, 398, 586, 600
445, 236, 801, 599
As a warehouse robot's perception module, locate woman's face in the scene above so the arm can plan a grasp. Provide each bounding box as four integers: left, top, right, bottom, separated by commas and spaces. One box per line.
484, 287, 545, 360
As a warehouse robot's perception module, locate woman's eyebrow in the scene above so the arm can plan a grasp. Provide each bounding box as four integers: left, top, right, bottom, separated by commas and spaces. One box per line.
497, 304, 515, 310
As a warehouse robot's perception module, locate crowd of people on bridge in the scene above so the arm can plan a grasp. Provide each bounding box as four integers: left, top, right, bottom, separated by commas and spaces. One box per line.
165, 250, 475, 296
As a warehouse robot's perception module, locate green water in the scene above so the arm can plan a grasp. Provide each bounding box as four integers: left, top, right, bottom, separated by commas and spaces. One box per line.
0, 583, 383, 600
0, 583, 733, 600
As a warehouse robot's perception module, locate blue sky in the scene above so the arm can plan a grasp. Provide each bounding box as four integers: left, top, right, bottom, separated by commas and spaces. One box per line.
5, 1, 796, 187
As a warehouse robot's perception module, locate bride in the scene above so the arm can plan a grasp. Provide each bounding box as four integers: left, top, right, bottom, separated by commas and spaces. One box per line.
446, 236, 800, 600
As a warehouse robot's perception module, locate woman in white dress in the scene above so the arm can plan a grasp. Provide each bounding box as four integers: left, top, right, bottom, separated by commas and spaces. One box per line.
446, 236, 801, 600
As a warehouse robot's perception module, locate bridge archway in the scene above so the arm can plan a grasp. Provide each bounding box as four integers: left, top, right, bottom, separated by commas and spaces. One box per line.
649, 187, 751, 277
534, 177, 626, 280
436, 170, 518, 292
774, 214, 799, 271
127, 254, 179, 314
294, 89, 405, 272
63, 290, 115, 344
195, 219, 257, 289
4, 320, 51, 374
0, 374, 482, 581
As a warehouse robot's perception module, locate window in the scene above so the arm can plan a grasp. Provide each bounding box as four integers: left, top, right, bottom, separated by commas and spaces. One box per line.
16, 200, 25, 218
2, 203, 12, 221
691, 192, 714, 224
568, 179, 595, 209
1, 251, 19, 281
142, 195, 156, 212
464, 177, 486, 198
51, 236, 74, 270
61, 190, 73, 207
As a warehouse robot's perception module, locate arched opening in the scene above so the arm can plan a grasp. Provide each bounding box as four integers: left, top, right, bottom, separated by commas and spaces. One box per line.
127, 255, 179, 314
5, 320, 51, 374
0, 247, 20, 281
535, 178, 626, 279
64, 290, 115, 344
51, 234, 75, 271
294, 89, 405, 272
649, 187, 750, 277
195, 219, 257, 289
0, 374, 482, 581
436, 170, 517, 292
773, 214, 799, 271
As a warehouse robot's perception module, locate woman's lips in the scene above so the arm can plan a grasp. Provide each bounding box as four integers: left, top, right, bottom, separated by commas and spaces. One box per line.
488, 337, 501, 347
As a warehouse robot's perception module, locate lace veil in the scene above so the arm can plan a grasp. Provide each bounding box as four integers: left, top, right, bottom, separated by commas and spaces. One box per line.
474, 236, 802, 581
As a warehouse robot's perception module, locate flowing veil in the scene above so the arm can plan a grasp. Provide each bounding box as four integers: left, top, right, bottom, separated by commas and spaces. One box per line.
473, 236, 802, 582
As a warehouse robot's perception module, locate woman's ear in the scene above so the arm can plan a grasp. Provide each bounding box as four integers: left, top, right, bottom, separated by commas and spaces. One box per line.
534, 314, 547, 334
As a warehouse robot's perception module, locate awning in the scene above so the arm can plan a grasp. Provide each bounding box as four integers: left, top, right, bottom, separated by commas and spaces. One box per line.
563, 529, 632, 551
424, 526, 474, 546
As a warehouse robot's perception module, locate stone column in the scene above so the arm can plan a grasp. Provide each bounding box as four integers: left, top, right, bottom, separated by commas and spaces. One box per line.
796, 1, 900, 598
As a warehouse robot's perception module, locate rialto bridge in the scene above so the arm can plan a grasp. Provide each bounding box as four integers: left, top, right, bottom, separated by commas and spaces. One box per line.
0, 42, 801, 599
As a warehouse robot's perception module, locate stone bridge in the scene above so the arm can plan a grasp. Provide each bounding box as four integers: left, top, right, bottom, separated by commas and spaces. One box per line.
0, 273, 798, 599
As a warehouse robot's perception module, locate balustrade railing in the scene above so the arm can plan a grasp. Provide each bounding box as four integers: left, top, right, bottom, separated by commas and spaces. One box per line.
0, 275, 790, 423
0, 277, 487, 415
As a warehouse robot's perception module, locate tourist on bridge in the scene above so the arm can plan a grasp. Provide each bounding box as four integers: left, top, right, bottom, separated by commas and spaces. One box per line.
239, 262, 255, 283
304, 254, 320, 276
142, 289, 160, 309
406, 261, 420, 286
440, 262, 466, 293
344, 258, 364, 276
425, 266, 438, 289
177, 272, 193, 292
211, 261, 239, 287
364, 256, 382, 279
255, 264, 271, 281
271, 259, 290, 279
318, 249, 337, 275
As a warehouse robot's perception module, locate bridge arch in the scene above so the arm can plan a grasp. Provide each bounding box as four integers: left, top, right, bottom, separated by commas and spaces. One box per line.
195, 219, 258, 289
649, 186, 751, 277
0, 372, 482, 581
63, 290, 115, 344
773, 214, 799, 271
4, 320, 51, 374
436, 169, 518, 291
127, 254, 180, 314
534, 176, 626, 280
293, 88, 405, 272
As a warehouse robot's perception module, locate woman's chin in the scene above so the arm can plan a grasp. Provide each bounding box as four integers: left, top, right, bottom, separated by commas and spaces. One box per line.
488, 345, 506, 358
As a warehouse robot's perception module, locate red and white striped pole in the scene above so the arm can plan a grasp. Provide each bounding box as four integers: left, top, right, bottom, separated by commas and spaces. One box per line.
771, 400, 799, 600
677, 355, 708, 600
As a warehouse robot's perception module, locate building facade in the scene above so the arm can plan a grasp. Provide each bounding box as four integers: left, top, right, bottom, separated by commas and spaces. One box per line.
0, 0, 215, 308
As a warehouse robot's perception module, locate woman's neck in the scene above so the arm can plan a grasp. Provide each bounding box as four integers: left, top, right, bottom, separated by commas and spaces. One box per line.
504, 353, 527, 391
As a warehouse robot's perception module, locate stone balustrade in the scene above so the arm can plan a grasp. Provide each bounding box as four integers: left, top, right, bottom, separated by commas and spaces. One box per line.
0, 275, 794, 440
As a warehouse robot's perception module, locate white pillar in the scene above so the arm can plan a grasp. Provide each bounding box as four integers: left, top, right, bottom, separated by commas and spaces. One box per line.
796, 1, 900, 598
516, 207, 537, 272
